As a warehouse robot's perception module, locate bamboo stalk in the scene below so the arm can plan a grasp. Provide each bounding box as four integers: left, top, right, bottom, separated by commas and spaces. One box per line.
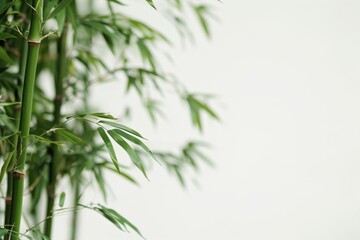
8, 1, 44, 239
4, 3, 29, 234
44, 24, 68, 238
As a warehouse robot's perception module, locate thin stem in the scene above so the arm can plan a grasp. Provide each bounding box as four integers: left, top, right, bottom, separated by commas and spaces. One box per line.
44, 24, 68, 238
8, 1, 44, 239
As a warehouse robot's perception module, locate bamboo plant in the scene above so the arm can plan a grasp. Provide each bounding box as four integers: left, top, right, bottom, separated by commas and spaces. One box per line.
0, 0, 220, 239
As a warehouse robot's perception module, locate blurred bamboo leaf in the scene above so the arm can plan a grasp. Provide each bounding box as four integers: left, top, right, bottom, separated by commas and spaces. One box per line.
46, 0, 74, 20
0, 151, 14, 184
84, 204, 145, 238
59, 192, 66, 207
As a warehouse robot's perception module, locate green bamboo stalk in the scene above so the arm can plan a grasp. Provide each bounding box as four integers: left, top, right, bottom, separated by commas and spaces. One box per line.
8, 1, 44, 239
44, 24, 68, 238
4, 3, 29, 233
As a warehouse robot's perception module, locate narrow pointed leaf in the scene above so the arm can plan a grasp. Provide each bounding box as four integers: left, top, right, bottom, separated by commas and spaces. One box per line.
55, 129, 86, 145
59, 192, 66, 207
111, 129, 153, 158
108, 130, 147, 178
145, 0, 156, 9
0, 47, 14, 64
0, 102, 20, 107
47, 0, 74, 20
99, 120, 145, 139
0, 151, 15, 184
98, 127, 120, 172
93, 204, 145, 239
0, 32, 17, 41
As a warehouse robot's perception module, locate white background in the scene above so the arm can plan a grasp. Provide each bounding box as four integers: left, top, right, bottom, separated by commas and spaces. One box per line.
54, 0, 360, 239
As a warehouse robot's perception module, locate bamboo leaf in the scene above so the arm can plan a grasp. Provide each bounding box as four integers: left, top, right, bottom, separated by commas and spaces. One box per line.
90, 112, 117, 120
97, 127, 120, 173
0, 0, 17, 19
28, 135, 66, 145
66, 112, 117, 120
0, 102, 20, 106
89, 204, 145, 239
145, 0, 156, 9
0, 228, 8, 237
137, 39, 156, 70
173, 166, 186, 187
59, 192, 66, 207
93, 167, 107, 200
108, 0, 125, 5
111, 129, 153, 157
193, 5, 211, 37
0, 132, 18, 143
0, 151, 15, 184
193, 98, 219, 120
99, 120, 145, 139
0, 32, 17, 41
55, 129, 86, 145
56, 8, 66, 36
44, 0, 58, 20
117, 171, 138, 185
0, 47, 14, 64
46, 0, 74, 20
108, 130, 147, 178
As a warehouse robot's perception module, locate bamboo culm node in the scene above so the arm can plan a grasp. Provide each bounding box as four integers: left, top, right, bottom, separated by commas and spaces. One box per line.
13, 171, 25, 179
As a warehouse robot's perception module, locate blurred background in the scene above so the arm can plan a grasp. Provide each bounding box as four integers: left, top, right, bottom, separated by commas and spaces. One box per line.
55, 0, 360, 239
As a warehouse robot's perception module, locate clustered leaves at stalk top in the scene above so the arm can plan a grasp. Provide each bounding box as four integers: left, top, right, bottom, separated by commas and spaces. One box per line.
0, 0, 220, 239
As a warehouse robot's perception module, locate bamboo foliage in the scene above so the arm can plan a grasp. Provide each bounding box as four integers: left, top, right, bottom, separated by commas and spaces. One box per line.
0, 0, 220, 239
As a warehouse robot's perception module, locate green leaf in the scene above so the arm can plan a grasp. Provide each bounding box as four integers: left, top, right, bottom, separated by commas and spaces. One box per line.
46, 0, 74, 20
0, 0, 16, 19
109, 0, 125, 5
111, 129, 153, 158
90, 112, 117, 120
0, 151, 14, 184
145, 0, 156, 9
0, 228, 8, 238
173, 166, 186, 187
193, 5, 211, 37
28, 135, 66, 145
99, 120, 145, 139
0, 132, 18, 143
93, 167, 107, 200
185, 94, 219, 130
108, 130, 147, 178
137, 39, 156, 70
90, 204, 145, 239
59, 192, 66, 207
0, 47, 14, 64
0, 32, 17, 41
0, 102, 20, 107
97, 127, 120, 173
66, 112, 117, 120
44, 0, 58, 20
55, 129, 86, 145
56, 8, 66, 36
117, 171, 138, 185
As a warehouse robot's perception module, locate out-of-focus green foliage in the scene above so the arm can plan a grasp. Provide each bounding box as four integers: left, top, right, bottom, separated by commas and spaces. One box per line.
0, 0, 220, 239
